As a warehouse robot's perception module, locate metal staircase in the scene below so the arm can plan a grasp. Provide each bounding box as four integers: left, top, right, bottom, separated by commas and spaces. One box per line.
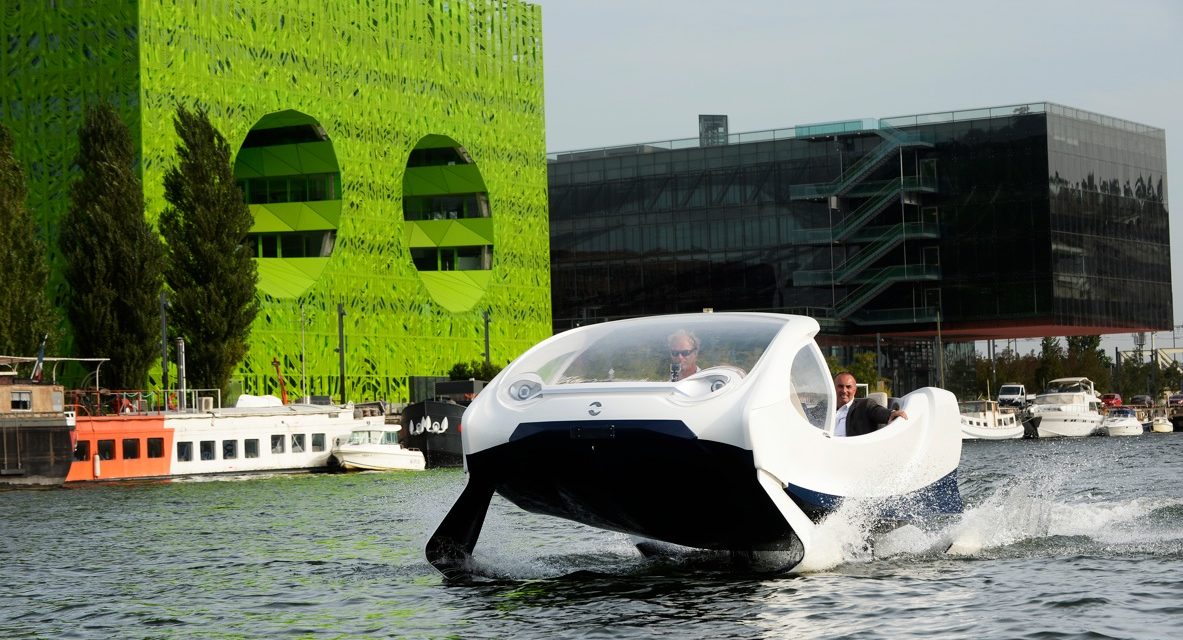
788, 121, 940, 321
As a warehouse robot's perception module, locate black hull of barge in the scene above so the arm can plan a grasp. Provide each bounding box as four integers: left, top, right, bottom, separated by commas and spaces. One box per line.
1, 420, 74, 487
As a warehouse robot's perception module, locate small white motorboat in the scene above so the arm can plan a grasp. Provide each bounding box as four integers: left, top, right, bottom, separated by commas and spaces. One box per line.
330, 428, 426, 471
1024, 377, 1105, 438
1102, 407, 1143, 437
426, 312, 963, 577
1151, 415, 1173, 433
958, 400, 1023, 440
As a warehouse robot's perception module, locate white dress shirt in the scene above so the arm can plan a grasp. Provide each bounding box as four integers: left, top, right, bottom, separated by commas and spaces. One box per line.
835, 401, 851, 437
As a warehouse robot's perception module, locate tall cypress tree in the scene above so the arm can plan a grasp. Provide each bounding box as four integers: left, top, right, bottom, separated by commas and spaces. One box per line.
0, 123, 58, 357
59, 101, 165, 389
159, 106, 258, 392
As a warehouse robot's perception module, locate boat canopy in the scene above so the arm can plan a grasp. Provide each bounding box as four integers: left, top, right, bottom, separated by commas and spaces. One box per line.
347, 430, 400, 445
522, 314, 788, 385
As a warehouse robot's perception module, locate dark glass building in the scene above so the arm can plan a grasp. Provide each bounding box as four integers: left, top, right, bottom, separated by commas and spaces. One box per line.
547, 103, 1170, 389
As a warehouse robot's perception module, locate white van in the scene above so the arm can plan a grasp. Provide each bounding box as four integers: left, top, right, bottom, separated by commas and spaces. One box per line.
998, 383, 1029, 408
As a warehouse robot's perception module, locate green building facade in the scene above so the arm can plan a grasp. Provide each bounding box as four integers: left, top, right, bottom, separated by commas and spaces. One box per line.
1, 0, 551, 402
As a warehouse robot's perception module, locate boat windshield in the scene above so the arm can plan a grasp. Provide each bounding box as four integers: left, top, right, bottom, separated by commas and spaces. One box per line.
1109, 407, 1135, 418
529, 315, 789, 385
347, 430, 385, 445
1043, 380, 1091, 394
1033, 393, 1084, 406
958, 400, 993, 413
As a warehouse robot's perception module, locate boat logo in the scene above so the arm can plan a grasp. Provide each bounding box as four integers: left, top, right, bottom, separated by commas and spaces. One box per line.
588, 401, 602, 416
409, 415, 449, 435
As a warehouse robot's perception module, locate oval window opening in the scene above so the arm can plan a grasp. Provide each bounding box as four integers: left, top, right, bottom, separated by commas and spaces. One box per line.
234, 110, 341, 299
403, 134, 493, 312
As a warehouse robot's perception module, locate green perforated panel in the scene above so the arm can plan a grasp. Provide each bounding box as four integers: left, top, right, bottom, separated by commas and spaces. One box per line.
1, 0, 551, 402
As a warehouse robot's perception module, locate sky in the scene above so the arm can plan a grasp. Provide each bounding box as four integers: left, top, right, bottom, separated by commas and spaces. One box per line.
530, 0, 1183, 358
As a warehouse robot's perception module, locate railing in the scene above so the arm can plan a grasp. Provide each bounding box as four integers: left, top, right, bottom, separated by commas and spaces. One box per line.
849, 305, 942, 325
831, 182, 901, 241
65, 388, 223, 416
835, 265, 941, 317
548, 101, 1160, 162
789, 131, 934, 200
834, 227, 907, 282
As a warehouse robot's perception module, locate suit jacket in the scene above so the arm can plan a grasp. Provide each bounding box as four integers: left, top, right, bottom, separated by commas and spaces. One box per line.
842, 398, 893, 437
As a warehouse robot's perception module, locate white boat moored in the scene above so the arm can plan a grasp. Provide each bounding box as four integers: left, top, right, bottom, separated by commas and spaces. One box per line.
331, 428, 426, 471
1102, 407, 1143, 437
958, 400, 1023, 440
1025, 377, 1105, 438
1150, 415, 1173, 433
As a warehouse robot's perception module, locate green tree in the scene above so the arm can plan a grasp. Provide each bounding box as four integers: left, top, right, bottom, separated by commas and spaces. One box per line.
825, 351, 892, 395
59, 102, 165, 388
448, 360, 504, 381
1035, 337, 1065, 388
1065, 335, 1111, 391
0, 123, 58, 357
159, 106, 258, 392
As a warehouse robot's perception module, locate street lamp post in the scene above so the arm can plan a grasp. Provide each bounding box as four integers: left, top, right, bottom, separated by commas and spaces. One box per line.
337, 303, 346, 405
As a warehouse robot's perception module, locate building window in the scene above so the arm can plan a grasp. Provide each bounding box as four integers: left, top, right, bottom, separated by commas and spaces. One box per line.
177, 441, 193, 462
291, 434, 305, 453
147, 438, 164, 459
245, 439, 259, 458
10, 391, 32, 411
200, 440, 215, 461
73, 440, 90, 462
271, 435, 285, 453
311, 433, 325, 452
97, 440, 115, 461
122, 439, 140, 460
223, 440, 238, 460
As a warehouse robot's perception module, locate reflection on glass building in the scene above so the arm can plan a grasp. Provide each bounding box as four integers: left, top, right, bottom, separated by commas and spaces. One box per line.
548, 103, 1170, 390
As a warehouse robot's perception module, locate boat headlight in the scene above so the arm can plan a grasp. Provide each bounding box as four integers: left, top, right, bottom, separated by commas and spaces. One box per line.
507, 378, 543, 402
710, 378, 727, 393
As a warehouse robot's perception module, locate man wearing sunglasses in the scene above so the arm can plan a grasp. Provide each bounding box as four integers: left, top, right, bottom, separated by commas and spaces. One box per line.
667, 329, 701, 381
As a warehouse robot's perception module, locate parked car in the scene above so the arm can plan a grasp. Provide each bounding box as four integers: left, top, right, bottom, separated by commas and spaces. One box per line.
1100, 393, 1122, 408
1130, 394, 1154, 407
1169, 393, 1183, 407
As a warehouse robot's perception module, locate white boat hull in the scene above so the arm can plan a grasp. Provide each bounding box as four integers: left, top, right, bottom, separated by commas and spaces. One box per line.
1151, 418, 1173, 433
335, 446, 426, 471
1036, 415, 1103, 438
1104, 422, 1143, 437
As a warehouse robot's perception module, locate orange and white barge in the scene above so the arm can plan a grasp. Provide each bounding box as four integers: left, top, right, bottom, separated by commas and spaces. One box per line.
67, 401, 383, 482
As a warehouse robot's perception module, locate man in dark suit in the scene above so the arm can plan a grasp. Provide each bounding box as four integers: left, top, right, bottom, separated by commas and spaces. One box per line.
834, 371, 907, 437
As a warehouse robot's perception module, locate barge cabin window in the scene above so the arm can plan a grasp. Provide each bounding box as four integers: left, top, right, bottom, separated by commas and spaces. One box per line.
223, 440, 238, 459
177, 441, 193, 462
292, 434, 305, 453
200, 440, 215, 461
122, 439, 140, 459
147, 438, 164, 458
312, 433, 325, 452
74, 441, 90, 461
97, 439, 115, 460
271, 435, 285, 453
10, 390, 31, 411
245, 439, 259, 458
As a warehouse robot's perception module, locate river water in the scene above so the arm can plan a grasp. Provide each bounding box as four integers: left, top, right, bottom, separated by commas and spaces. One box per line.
3, 434, 1182, 639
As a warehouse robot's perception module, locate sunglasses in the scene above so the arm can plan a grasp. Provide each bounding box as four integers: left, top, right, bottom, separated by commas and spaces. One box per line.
670, 349, 696, 358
